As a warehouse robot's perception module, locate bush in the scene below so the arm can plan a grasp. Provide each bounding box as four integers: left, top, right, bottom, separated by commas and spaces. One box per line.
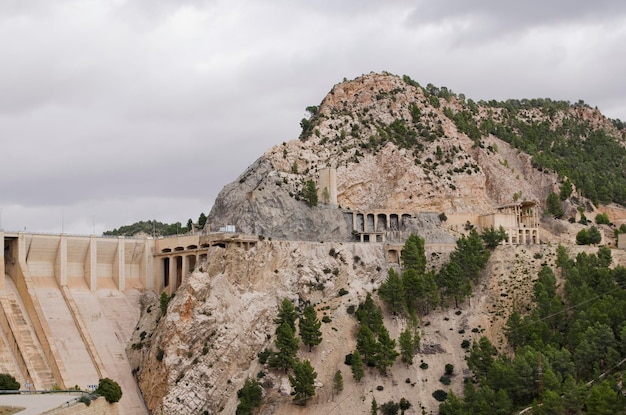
445, 363, 454, 375
96, 378, 122, 403
160, 291, 170, 315
338, 288, 349, 296
595, 213, 610, 225
419, 362, 428, 369
78, 395, 92, 406
0, 373, 19, 390
257, 349, 271, 364
439, 375, 451, 385
461, 340, 471, 348
432, 389, 448, 402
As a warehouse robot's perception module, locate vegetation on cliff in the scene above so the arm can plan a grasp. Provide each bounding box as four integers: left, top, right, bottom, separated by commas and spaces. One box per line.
440, 246, 626, 413
298, 73, 626, 209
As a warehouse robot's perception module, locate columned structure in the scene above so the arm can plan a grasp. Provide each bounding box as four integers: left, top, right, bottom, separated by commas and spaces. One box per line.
348, 210, 414, 242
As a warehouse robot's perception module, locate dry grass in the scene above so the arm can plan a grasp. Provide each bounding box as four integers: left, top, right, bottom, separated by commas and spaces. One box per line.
0, 407, 25, 415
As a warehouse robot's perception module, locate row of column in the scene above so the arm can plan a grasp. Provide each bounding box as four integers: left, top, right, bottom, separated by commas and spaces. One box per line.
351, 212, 411, 233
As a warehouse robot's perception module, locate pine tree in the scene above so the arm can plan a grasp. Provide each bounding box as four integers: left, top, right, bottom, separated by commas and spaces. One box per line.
269, 322, 299, 372
379, 268, 406, 315
402, 268, 423, 314
302, 180, 318, 207
401, 234, 426, 274
289, 359, 317, 406
299, 305, 322, 352
236, 378, 263, 415
356, 325, 379, 367
546, 192, 564, 218
332, 370, 343, 398
376, 326, 399, 374
399, 328, 414, 365
351, 349, 365, 381
274, 298, 298, 332
355, 293, 384, 334
371, 397, 379, 414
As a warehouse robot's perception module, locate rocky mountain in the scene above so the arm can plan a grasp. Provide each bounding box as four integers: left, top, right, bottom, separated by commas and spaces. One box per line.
128, 73, 626, 415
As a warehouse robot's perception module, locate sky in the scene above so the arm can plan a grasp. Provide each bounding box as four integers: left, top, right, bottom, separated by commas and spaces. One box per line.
1, 0, 625, 235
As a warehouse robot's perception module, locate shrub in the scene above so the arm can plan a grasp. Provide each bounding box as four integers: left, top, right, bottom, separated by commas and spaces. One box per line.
419, 362, 428, 369
445, 363, 454, 375
156, 349, 164, 362
160, 291, 170, 315
439, 375, 451, 385
595, 213, 610, 225
338, 288, 349, 296
96, 378, 123, 403
432, 389, 448, 402
257, 349, 271, 364
0, 373, 20, 390
461, 340, 471, 348
78, 395, 92, 406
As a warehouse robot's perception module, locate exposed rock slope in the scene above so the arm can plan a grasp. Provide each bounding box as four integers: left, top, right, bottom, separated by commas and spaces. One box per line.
130, 72, 626, 414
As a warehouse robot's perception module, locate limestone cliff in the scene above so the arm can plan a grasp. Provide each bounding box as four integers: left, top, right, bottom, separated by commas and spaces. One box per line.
208, 72, 613, 240
130, 72, 626, 414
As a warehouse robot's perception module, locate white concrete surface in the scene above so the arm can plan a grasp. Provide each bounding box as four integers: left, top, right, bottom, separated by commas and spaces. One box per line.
0, 392, 83, 415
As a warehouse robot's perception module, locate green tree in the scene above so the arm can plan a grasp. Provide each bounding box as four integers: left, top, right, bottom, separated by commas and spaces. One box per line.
269, 322, 299, 372
376, 326, 399, 374
380, 401, 400, 415
546, 192, 564, 218
402, 268, 422, 315
401, 234, 426, 274
302, 180, 318, 207
595, 212, 610, 225
355, 293, 384, 334
274, 298, 298, 333
586, 380, 625, 415
480, 225, 508, 249
399, 328, 415, 365
588, 225, 602, 245
299, 305, 322, 352
576, 228, 590, 245
371, 397, 379, 414
561, 375, 587, 414
236, 378, 263, 415
0, 373, 19, 390
438, 260, 471, 308
95, 377, 123, 403
560, 179, 573, 200
466, 336, 497, 382
289, 359, 317, 406
449, 228, 490, 283
351, 349, 365, 381
198, 212, 207, 228
356, 325, 379, 367
379, 268, 405, 315
332, 370, 343, 398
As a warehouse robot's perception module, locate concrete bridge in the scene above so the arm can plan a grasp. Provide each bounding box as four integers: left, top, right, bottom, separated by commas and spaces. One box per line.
0, 230, 257, 414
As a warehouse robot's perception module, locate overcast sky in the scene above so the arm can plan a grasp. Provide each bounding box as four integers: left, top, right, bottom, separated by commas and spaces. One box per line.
1, 0, 625, 235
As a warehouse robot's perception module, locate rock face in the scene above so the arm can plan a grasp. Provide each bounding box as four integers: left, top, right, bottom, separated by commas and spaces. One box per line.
128, 240, 391, 415
208, 72, 609, 241
131, 72, 626, 414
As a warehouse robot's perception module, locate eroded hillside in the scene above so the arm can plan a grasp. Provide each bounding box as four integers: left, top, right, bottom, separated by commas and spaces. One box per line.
130, 72, 626, 414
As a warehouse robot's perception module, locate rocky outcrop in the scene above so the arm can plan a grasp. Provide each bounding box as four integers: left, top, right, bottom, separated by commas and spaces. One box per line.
129, 241, 390, 415
132, 72, 626, 414
208, 73, 591, 242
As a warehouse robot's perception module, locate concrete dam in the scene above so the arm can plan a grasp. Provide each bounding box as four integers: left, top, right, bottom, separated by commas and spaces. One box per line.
0, 230, 253, 414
